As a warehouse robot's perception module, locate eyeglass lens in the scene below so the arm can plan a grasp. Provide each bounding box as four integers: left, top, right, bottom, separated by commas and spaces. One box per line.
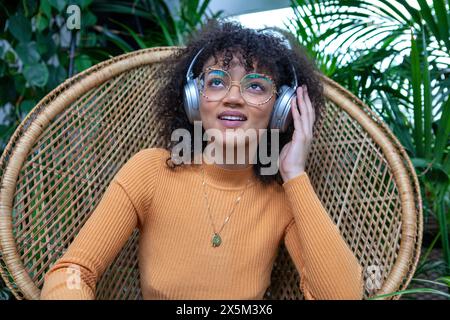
198, 69, 274, 105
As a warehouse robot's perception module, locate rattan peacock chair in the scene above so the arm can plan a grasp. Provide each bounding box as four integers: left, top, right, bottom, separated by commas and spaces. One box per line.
0, 47, 422, 300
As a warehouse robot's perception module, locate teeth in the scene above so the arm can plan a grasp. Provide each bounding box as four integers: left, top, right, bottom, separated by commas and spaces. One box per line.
220, 116, 246, 121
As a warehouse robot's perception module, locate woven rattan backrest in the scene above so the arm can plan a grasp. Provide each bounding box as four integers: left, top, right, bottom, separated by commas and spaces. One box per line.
0, 47, 422, 300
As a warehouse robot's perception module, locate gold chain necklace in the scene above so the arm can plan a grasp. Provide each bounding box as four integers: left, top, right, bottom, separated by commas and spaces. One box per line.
200, 165, 252, 248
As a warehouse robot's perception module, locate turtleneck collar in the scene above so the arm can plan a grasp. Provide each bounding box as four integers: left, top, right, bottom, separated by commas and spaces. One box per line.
196, 162, 257, 190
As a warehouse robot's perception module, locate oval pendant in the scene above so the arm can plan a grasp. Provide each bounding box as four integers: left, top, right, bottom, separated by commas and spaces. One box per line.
212, 233, 222, 247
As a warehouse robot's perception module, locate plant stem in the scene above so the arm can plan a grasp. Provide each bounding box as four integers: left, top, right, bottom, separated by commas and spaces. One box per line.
436, 187, 450, 275
417, 231, 440, 272
68, 30, 77, 77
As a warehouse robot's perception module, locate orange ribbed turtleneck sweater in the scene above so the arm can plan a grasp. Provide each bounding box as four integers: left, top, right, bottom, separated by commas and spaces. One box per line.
40, 147, 364, 300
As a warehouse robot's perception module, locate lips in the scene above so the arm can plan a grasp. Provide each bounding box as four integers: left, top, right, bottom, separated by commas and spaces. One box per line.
217, 110, 247, 128
217, 110, 248, 121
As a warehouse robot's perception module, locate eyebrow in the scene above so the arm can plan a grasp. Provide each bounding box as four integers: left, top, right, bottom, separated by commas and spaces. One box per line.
209, 69, 226, 76
246, 74, 273, 83
206, 66, 272, 77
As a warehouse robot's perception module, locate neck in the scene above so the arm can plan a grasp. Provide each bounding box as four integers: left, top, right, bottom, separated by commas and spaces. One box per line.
202, 141, 257, 170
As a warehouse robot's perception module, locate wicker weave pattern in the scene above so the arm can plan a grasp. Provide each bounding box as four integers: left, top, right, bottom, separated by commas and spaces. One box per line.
0, 47, 422, 300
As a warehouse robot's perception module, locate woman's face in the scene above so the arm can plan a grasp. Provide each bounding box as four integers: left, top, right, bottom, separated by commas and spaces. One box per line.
198, 51, 276, 148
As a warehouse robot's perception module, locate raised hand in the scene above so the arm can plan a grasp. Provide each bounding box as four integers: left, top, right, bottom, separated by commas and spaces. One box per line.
279, 85, 316, 183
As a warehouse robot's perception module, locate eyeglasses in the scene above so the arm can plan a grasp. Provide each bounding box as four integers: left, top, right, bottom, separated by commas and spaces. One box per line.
196, 67, 277, 106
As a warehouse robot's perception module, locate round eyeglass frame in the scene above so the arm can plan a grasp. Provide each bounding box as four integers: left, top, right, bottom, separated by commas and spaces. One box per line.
196, 66, 278, 106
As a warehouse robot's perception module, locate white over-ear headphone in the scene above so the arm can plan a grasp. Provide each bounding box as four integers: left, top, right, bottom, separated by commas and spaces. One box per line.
183, 29, 298, 133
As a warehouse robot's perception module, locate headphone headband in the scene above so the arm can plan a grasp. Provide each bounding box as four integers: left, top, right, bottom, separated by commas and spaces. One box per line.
257, 27, 298, 88
186, 47, 205, 81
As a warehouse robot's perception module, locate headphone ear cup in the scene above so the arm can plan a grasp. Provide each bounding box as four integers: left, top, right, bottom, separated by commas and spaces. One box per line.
269, 85, 296, 132
183, 79, 201, 124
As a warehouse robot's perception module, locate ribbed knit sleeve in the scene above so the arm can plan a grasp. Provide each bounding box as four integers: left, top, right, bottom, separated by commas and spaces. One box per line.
282, 172, 364, 300
40, 148, 164, 300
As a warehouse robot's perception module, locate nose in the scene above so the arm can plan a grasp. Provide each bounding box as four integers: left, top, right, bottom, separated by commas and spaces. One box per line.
222, 81, 245, 105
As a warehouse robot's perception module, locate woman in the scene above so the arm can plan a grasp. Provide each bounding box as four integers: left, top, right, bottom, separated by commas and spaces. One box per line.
41, 19, 364, 300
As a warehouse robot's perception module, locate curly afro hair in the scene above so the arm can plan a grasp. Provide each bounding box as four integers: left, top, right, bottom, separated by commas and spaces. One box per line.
155, 18, 325, 186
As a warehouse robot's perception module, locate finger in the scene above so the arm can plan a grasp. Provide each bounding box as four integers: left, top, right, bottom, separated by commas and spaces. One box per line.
303, 86, 315, 124
289, 98, 306, 158
303, 85, 315, 134
290, 95, 302, 133
292, 92, 307, 139
298, 86, 310, 137
301, 85, 312, 136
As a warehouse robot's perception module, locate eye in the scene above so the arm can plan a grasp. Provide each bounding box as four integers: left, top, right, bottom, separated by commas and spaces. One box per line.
249, 83, 264, 91
246, 82, 268, 93
208, 78, 225, 87
243, 74, 272, 94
